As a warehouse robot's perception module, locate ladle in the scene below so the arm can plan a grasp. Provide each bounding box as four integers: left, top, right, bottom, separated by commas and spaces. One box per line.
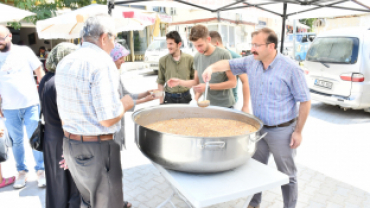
197, 82, 210, 107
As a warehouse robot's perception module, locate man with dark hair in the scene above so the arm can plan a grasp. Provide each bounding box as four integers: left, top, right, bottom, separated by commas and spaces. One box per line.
168, 25, 236, 108
209, 31, 250, 113
202, 27, 311, 208
0, 25, 46, 189
157, 31, 194, 104
38, 46, 46, 57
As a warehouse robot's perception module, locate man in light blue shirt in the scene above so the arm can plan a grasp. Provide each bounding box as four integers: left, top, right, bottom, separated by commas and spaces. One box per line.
202, 28, 311, 208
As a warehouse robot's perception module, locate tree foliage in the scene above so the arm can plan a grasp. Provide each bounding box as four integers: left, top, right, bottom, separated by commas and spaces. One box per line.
299, 18, 317, 32
3, 0, 107, 29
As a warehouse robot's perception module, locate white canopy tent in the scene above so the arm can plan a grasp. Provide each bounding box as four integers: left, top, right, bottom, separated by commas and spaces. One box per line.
110, 0, 370, 52
0, 3, 36, 23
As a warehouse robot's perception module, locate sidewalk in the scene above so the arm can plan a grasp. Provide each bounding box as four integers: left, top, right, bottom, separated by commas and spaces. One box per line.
0, 69, 369, 208
1, 112, 369, 208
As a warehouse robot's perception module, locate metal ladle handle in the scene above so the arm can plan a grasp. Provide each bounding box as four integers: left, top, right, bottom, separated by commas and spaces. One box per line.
204, 82, 209, 101
249, 132, 268, 143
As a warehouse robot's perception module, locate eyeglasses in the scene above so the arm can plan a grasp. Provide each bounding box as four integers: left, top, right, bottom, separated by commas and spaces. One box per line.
250, 43, 271, 49
108, 32, 117, 41
0, 34, 9, 42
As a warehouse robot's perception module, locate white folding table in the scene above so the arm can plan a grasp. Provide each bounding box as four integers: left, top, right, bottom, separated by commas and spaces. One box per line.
153, 159, 289, 208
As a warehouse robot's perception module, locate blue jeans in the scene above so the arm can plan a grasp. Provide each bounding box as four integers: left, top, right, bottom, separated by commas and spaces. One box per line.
3, 105, 44, 172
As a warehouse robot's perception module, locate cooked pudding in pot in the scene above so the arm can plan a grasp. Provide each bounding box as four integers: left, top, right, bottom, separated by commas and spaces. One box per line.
145, 118, 257, 137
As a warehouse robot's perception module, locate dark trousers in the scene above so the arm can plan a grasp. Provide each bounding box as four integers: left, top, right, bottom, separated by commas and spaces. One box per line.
163, 91, 192, 104
63, 137, 124, 208
44, 127, 80, 208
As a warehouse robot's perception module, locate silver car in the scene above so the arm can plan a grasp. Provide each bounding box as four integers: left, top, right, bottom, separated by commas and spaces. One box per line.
304, 27, 370, 112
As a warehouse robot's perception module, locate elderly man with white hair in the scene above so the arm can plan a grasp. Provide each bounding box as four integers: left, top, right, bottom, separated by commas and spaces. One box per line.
55, 14, 133, 208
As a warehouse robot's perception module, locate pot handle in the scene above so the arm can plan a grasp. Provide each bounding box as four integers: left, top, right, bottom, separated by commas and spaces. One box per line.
204, 141, 226, 150
250, 132, 268, 143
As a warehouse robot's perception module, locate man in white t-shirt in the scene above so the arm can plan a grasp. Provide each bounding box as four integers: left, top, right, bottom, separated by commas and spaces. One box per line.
0, 26, 46, 189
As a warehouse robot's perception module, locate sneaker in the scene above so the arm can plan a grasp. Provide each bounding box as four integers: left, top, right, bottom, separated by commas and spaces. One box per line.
13, 170, 27, 189
37, 170, 46, 188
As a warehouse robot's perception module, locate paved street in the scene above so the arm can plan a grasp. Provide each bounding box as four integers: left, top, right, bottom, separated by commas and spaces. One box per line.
0, 67, 370, 208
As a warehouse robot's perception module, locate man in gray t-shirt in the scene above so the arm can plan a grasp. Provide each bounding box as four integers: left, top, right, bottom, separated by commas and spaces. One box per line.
193, 47, 235, 107
167, 24, 236, 108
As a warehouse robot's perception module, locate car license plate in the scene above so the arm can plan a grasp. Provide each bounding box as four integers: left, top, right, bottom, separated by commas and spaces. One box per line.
314, 79, 333, 89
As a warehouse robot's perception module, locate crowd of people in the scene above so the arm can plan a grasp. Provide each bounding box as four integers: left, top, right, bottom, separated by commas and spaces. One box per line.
0, 13, 310, 208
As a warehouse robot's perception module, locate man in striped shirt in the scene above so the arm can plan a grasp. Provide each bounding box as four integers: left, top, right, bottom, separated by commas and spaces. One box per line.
202, 28, 311, 208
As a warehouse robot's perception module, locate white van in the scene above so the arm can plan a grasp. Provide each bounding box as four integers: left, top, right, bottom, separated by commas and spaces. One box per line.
304, 27, 370, 112
144, 37, 196, 73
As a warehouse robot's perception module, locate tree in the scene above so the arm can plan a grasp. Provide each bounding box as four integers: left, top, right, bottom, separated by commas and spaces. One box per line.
299, 18, 317, 32
3, 0, 107, 29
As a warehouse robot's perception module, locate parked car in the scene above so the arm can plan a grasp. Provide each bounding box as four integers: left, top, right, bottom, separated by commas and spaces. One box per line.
303, 27, 370, 112
144, 37, 196, 74
284, 33, 316, 61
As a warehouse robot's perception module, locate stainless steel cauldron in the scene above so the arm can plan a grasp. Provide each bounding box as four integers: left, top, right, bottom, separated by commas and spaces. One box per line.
132, 105, 266, 173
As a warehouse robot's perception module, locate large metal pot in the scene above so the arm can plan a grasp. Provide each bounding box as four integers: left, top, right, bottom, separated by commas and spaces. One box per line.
132, 105, 266, 173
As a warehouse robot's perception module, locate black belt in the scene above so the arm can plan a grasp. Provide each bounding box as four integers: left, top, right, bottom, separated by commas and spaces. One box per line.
264, 118, 297, 128
165, 91, 190, 98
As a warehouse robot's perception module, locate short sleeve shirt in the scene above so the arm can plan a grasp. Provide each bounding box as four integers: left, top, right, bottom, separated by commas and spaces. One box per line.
55, 42, 123, 135
194, 47, 235, 107
0, 45, 41, 109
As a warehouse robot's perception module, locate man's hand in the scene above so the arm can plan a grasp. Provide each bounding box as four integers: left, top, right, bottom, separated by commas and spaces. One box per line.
194, 93, 201, 102
290, 131, 302, 149
167, 78, 180, 88
121, 95, 134, 112
193, 83, 206, 94
0, 129, 4, 137
202, 67, 213, 83
144, 94, 156, 102
59, 155, 68, 170
241, 106, 250, 114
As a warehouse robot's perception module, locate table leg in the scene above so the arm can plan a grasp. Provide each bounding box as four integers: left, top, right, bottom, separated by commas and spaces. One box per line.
241, 195, 253, 208
173, 187, 194, 208
156, 190, 176, 208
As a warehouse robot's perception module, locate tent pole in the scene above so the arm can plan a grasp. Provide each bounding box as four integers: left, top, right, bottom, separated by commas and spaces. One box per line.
280, 3, 287, 53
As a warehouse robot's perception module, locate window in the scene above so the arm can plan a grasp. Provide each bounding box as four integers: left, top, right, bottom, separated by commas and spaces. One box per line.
133, 29, 148, 54
306, 37, 359, 64
207, 25, 218, 32
170, 7, 176, 15
147, 40, 167, 51
220, 25, 228, 47
130, 5, 145, 10
308, 35, 316, 42
301, 36, 308, 43
229, 26, 235, 48
153, 7, 166, 13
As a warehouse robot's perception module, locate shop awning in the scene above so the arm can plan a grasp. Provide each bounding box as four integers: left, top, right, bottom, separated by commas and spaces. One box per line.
36, 4, 156, 39
111, 0, 370, 52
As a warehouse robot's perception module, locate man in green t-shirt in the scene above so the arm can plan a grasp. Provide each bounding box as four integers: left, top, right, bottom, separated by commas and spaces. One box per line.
209, 31, 251, 113
157, 31, 194, 104
167, 25, 236, 108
